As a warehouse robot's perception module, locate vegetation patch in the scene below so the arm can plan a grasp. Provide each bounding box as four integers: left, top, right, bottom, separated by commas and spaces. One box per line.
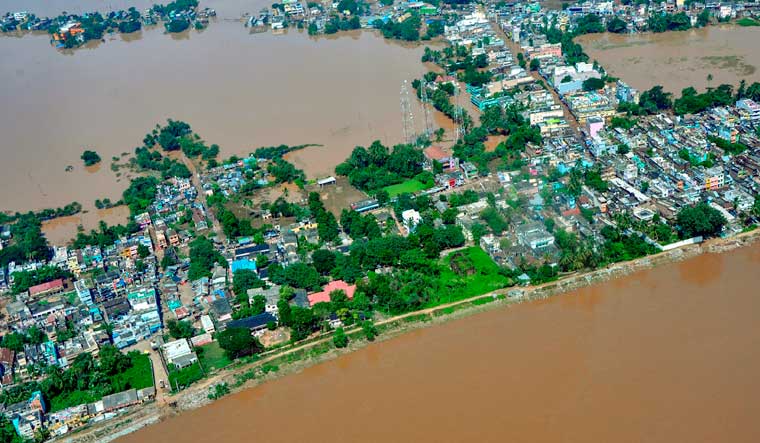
168, 362, 205, 392
197, 342, 232, 371
383, 178, 430, 198
737, 17, 760, 27
434, 247, 511, 306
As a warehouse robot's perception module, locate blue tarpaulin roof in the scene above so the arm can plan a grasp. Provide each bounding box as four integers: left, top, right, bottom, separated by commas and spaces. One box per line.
230, 258, 257, 273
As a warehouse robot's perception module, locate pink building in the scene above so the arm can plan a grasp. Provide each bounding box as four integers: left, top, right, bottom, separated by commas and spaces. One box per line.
586, 116, 605, 140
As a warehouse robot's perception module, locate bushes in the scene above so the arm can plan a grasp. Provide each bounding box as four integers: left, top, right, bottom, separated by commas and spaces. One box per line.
332, 327, 349, 348
81, 150, 101, 166
122, 176, 159, 215
676, 203, 726, 239
188, 236, 227, 280
217, 327, 264, 360
674, 84, 735, 115
376, 13, 421, 41
335, 141, 424, 193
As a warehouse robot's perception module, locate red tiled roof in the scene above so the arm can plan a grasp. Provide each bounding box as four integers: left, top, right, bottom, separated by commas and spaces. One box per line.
0, 347, 14, 365
308, 280, 356, 307
424, 145, 448, 161
174, 307, 190, 319
29, 279, 64, 297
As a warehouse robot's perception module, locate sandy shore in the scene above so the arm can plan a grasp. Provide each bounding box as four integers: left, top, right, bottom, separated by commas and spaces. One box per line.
59, 229, 760, 442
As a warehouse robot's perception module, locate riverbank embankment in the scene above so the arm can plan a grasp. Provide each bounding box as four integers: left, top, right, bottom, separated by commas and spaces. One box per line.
61, 228, 760, 443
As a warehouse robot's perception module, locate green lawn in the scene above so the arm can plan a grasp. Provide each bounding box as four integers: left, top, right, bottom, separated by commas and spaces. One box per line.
197, 341, 232, 371
48, 353, 153, 412
119, 353, 154, 390
49, 391, 100, 413
737, 17, 760, 26
431, 247, 511, 306
383, 179, 430, 198
168, 362, 205, 392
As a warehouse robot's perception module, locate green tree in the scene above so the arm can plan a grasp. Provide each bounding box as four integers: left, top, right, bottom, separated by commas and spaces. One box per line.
361, 320, 378, 341
161, 252, 177, 270
277, 298, 293, 326
98, 345, 132, 376
167, 319, 195, 339
0, 414, 24, 443
471, 223, 487, 244
271, 263, 321, 290
26, 326, 47, 345
255, 254, 270, 269
1, 333, 26, 352
697, 9, 710, 27
606, 16, 627, 33
232, 269, 265, 297
582, 77, 605, 91
137, 243, 150, 259
312, 249, 337, 274
217, 327, 263, 359
639, 85, 672, 114
376, 189, 390, 206
332, 327, 349, 348
188, 236, 227, 281
81, 150, 102, 166
289, 306, 316, 341
676, 203, 726, 238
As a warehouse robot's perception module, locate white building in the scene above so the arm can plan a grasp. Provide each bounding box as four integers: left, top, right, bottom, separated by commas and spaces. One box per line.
737, 99, 760, 121
401, 209, 422, 232
200, 315, 215, 334
161, 339, 198, 369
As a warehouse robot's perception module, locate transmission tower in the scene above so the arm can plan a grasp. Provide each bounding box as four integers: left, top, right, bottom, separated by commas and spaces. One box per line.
454, 84, 464, 143
420, 81, 433, 138
400, 80, 415, 145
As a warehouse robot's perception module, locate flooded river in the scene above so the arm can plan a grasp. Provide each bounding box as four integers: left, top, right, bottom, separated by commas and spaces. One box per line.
0, 1, 430, 221
577, 25, 760, 94
121, 244, 760, 443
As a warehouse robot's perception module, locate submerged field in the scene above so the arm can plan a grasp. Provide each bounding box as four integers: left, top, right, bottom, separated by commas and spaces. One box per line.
577, 25, 760, 94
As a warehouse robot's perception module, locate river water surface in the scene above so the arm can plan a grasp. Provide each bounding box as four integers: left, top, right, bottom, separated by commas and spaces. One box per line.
121, 244, 760, 443
0, 0, 429, 218
577, 25, 760, 94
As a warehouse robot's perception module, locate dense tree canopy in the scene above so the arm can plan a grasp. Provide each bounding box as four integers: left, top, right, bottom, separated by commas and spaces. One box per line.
217, 327, 263, 359
606, 16, 628, 33
122, 176, 159, 215
81, 150, 101, 166
188, 236, 227, 281
335, 141, 424, 193
676, 203, 726, 238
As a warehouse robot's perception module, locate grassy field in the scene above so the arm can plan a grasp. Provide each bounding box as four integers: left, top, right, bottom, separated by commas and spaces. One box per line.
383, 179, 430, 198
430, 247, 511, 306
737, 17, 760, 27
120, 353, 154, 390
168, 362, 205, 392
197, 342, 232, 371
48, 353, 153, 412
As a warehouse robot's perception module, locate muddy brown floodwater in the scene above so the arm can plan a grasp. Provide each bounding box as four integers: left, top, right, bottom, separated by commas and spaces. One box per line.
0, 0, 431, 225
577, 25, 760, 94
121, 244, 760, 443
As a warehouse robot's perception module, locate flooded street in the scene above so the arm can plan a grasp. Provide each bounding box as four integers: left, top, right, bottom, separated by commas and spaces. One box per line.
0, 1, 430, 219
577, 25, 760, 94
121, 244, 760, 443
